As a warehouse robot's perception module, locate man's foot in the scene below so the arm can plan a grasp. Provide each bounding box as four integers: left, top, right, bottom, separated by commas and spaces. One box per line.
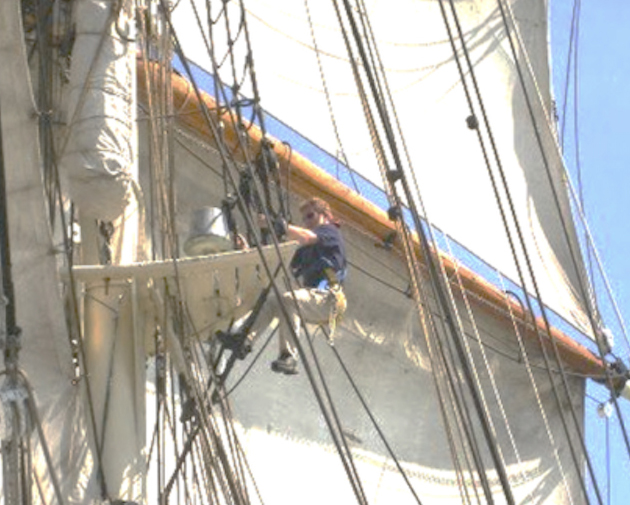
215, 330, 252, 360
271, 353, 299, 375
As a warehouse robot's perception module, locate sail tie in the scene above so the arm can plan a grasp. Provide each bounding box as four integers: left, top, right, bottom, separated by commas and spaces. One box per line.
322, 267, 347, 344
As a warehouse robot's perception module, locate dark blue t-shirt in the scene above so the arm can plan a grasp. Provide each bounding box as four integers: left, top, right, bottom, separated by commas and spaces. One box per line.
290, 224, 347, 288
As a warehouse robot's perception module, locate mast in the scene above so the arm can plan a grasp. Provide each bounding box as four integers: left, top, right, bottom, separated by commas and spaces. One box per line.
62, 0, 144, 501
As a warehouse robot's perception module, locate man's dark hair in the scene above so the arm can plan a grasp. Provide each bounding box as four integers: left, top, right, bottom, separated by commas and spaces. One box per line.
300, 197, 333, 222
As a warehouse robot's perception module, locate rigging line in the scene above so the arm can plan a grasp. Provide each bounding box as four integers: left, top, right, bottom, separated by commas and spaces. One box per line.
564, 177, 630, 354
442, 236, 544, 503
172, 333, 222, 505
416, 274, 491, 505
202, 352, 253, 505
161, 337, 243, 505
289, 330, 371, 505
348, 260, 408, 296
208, 0, 228, 27
224, 326, 277, 398
433, 242, 519, 486
214, 395, 254, 505
167, 289, 269, 503
192, 389, 250, 505
218, 410, 251, 500
190, 403, 244, 505
326, 7, 483, 495
499, 283, 578, 504
332, 2, 495, 499
303, 0, 361, 195
12, 370, 66, 505
0, 106, 17, 335
34, 0, 56, 222
170, 31, 362, 505
495, 0, 630, 463
187, 0, 275, 218
353, 5, 503, 435
139, 18, 170, 259
428, 296, 499, 504
164, 20, 180, 262
571, 1, 594, 306
208, 422, 249, 505
438, 2, 605, 500
169, 342, 200, 500
390, 217, 493, 501
237, 1, 289, 218
165, 12, 371, 504
156, 303, 213, 501
352, 0, 433, 241
440, 2, 604, 484
233, 435, 267, 505
336, 1, 515, 501
501, 0, 627, 358
318, 327, 424, 505
182, 397, 231, 505
25, 115, 112, 501
559, 0, 581, 149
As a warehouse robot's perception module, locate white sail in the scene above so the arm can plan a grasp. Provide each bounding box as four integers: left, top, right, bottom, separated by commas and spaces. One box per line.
1, 0, 613, 504
0, 1, 96, 502
172, 0, 595, 336
140, 129, 587, 505
59, 0, 136, 222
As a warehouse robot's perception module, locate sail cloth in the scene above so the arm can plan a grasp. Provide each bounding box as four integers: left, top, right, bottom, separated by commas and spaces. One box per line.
60, 0, 136, 222
171, 0, 595, 337
151, 121, 587, 505
229, 224, 587, 505
0, 1, 97, 503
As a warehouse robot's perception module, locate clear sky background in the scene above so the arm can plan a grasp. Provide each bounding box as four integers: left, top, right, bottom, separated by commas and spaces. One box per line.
550, 2, 630, 504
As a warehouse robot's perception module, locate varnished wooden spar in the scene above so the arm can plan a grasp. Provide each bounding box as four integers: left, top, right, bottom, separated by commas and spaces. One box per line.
137, 59, 606, 378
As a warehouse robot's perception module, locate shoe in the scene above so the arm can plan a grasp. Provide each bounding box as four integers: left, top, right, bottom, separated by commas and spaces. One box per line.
215, 330, 252, 359
271, 353, 299, 375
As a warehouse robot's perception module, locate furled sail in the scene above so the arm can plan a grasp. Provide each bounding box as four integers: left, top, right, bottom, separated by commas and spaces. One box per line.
172, 0, 595, 336
59, 0, 136, 222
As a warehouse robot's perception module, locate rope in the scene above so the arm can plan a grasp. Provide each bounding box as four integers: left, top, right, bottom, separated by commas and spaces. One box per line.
496, 0, 630, 480
319, 327, 424, 504
162, 7, 375, 503
31, 2, 132, 497
335, 0, 516, 501
556, 0, 630, 358
436, 2, 604, 502
303, 0, 362, 195
498, 282, 577, 504
442, 236, 544, 505
140, 7, 258, 503
224, 327, 277, 399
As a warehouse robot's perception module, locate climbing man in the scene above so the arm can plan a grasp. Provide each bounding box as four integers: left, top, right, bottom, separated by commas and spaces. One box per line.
218, 197, 347, 375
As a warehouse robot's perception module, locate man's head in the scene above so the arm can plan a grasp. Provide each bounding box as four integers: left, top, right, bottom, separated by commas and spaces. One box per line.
299, 197, 333, 229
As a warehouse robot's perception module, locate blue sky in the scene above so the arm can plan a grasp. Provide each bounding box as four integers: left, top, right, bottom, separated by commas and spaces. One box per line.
550, 2, 630, 504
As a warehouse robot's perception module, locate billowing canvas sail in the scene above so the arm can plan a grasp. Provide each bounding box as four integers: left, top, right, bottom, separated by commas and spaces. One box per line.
172, 0, 595, 336
0, 0, 610, 503
141, 129, 588, 505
